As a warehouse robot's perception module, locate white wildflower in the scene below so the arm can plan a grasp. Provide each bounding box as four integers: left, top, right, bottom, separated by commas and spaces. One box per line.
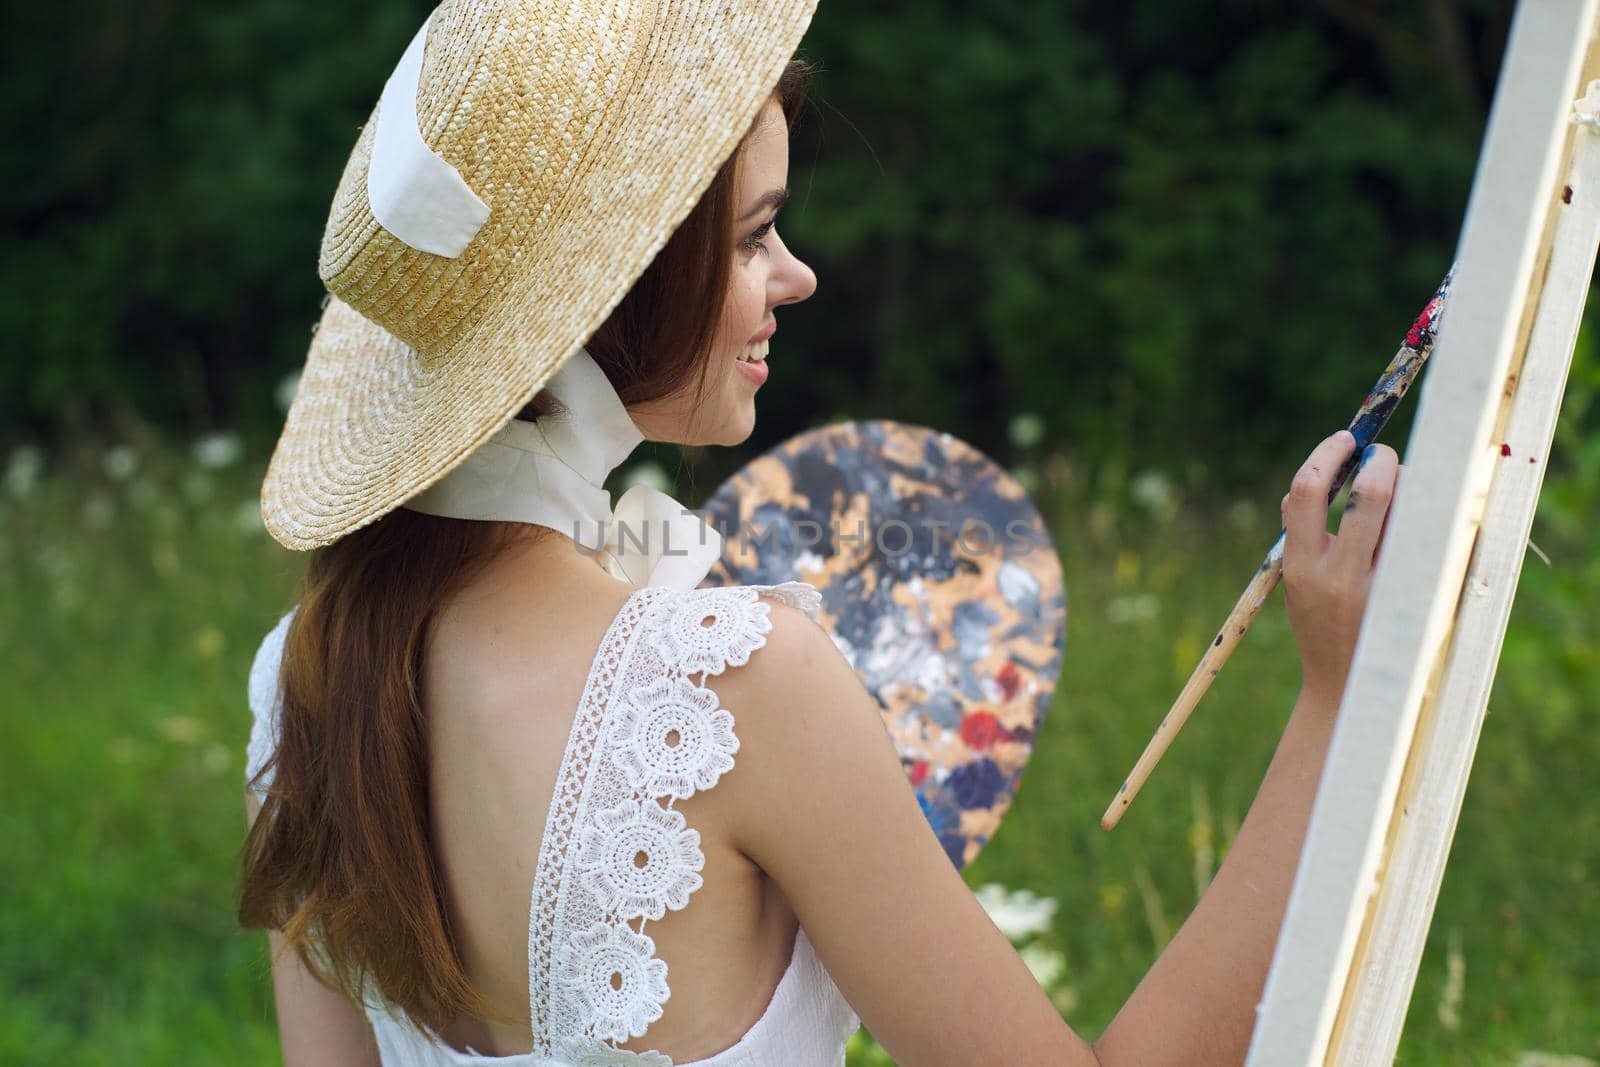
160, 716, 205, 744
1009, 465, 1039, 495
275, 369, 301, 412
1007, 412, 1046, 450
5, 445, 44, 499
1436, 928, 1465, 1033
36, 543, 72, 578
1050, 983, 1080, 1015
201, 743, 231, 775
103, 445, 139, 482
82, 491, 116, 530
234, 498, 264, 536
1019, 942, 1067, 989
974, 883, 1059, 942
622, 460, 671, 493
1226, 498, 1258, 531
1129, 469, 1177, 519
193, 432, 242, 470
1107, 593, 1160, 625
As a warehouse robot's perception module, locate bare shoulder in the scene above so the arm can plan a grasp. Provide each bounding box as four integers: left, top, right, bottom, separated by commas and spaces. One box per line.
699, 593, 1094, 1067
707, 591, 937, 876
708, 594, 890, 819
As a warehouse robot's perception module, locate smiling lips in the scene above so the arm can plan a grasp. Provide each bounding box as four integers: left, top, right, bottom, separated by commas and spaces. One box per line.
737, 320, 774, 382
736, 334, 770, 386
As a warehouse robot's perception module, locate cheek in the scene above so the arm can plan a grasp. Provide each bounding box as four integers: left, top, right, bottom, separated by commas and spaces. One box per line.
720, 268, 766, 344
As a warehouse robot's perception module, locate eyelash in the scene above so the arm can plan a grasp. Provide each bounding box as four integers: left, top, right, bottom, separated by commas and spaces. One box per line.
742, 218, 777, 255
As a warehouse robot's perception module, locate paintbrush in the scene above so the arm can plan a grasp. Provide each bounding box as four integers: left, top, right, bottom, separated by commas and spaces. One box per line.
1100, 266, 1457, 831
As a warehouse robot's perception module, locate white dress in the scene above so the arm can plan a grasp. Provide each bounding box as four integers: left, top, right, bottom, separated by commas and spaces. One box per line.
246, 580, 861, 1066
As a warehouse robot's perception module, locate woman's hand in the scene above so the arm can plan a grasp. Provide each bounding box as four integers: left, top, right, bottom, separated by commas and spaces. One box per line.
1280, 429, 1402, 706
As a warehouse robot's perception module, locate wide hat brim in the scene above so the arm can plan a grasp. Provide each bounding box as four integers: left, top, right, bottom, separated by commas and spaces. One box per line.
261, 1, 819, 551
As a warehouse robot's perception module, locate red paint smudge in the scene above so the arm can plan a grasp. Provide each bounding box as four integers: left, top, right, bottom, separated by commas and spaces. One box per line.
1406, 306, 1434, 348
960, 710, 1011, 751
1500, 443, 1512, 457
996, 661, 1022, 702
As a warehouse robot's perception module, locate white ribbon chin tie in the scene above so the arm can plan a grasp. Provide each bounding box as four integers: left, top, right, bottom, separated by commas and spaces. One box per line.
402, 348, 725, 591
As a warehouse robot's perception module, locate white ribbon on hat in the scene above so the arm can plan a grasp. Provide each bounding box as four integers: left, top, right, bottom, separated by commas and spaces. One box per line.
402, 348, 724, 590
368, 13, 491, 258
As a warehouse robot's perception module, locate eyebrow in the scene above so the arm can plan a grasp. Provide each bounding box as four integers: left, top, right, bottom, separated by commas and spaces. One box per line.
738, 188, 790, 223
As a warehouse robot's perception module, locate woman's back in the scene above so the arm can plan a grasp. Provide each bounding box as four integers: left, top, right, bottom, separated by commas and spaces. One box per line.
421, 545, 816, 1060
247, 536, 863, 1064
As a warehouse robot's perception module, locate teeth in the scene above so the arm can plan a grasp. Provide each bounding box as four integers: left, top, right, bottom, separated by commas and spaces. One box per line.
738, 339, 769, 363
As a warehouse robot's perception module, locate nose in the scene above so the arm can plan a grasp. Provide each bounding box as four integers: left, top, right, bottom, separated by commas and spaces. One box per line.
767, 228, 817, 307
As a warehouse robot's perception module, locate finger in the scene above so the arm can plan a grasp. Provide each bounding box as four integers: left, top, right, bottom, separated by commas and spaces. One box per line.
1370, 461, 1403, 567
1283, 430, 1358, 570
1331, 443, 1399, 577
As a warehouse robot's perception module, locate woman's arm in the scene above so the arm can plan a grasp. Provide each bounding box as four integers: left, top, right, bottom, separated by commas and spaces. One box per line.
1092, 686, 1335, 1064
1097, 429, 1396, 1064
716, 430, 1395, 1066
728, 623, 1340, 1066
246, 792, 383, 1067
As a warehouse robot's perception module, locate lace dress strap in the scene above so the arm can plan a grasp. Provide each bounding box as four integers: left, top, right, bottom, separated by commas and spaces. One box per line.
530, 581, 822, 1065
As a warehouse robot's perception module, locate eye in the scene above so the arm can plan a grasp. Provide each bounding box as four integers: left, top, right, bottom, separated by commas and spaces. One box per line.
741, 218, 777, 255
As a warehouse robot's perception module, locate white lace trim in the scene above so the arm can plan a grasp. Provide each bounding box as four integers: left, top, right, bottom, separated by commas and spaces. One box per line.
574, 797, 705, 923
654, 589, 774, 676
531, 582, 821, 1062
557, 919, 672, 1043
611, 676, 739, 801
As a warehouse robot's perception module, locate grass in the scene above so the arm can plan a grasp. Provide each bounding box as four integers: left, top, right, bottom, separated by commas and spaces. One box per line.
0, 417, 1595, 1065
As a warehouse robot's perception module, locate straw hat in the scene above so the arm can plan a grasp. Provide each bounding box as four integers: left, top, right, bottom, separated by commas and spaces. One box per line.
260, 0, 819, 551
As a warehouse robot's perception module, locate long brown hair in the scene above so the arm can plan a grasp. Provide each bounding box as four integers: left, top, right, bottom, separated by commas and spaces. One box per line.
238, 60, 815, 1038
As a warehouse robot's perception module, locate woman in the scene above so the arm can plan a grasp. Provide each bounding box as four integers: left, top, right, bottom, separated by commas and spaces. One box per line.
239, 3, 1402, 1064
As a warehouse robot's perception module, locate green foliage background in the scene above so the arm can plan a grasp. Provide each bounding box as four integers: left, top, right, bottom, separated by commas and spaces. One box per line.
2, 0, 1519, 483
4, 0, 1598, 1063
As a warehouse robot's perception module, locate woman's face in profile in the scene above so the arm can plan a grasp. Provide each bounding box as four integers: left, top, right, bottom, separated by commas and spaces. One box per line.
629, 97, 817, 446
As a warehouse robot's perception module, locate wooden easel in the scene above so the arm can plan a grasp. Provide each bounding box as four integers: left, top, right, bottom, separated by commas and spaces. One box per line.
1245, 2, 1600, 1063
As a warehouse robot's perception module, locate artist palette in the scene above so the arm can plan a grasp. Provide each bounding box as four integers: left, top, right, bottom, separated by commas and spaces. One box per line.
698, 419, 1066, 870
